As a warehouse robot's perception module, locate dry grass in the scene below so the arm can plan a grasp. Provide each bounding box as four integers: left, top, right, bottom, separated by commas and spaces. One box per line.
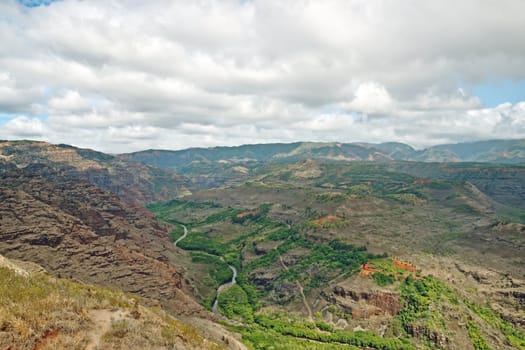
0, 266, 224, 350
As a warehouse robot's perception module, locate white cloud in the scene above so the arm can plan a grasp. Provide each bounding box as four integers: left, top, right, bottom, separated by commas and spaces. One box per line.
3, 116, 48, 137
0, 73, 43, 113
405, 89, 483, 111
48, 91, 90, 112
0, 0, 524, 152
343, 82, 395, 114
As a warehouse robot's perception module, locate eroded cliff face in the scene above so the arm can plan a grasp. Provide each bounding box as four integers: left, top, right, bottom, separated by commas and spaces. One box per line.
324, 282, 402, 319
0, 163, 202, 316
0, 141, 189, 205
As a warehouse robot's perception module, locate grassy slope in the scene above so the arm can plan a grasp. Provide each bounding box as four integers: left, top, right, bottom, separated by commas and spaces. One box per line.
0, 264, 223, 350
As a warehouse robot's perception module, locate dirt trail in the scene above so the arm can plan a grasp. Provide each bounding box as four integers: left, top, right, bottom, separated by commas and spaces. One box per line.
85, 309, 127, 350
277, 253, 313, 321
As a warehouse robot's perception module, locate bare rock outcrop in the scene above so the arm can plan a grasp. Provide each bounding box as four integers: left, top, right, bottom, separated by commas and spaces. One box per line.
324, 279, 402, 319
0, 164, 203, 317
405, 323, 449, 348
0, 141, 188, 205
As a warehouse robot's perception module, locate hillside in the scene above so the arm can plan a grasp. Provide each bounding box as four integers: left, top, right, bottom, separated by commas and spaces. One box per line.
0, 140, 189, 204
147, 159, 525, 349
0, 254, 225, 350
119, 139, 525, 170
0, 143, 249, 349
415, 139, 525, 164
1, 140, 524, 349
0, 161, 202, 317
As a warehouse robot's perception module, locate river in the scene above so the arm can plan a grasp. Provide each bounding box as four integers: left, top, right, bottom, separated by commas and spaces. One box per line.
173, 225, 188, 246
176, 225, 237, 318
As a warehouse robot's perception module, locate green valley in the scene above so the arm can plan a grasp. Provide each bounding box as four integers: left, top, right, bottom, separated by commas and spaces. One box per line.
147, 156, 525, 349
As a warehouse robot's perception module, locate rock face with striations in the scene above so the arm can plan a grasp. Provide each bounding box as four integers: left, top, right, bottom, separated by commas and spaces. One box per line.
0, 162, 202, 316
325, 279, 402, 319
0, 141, 189, 205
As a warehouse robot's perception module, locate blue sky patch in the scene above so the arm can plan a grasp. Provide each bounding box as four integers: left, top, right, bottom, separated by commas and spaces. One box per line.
472, 80, 525, 108
18, 0, 58, 7
0, 113, 15, 127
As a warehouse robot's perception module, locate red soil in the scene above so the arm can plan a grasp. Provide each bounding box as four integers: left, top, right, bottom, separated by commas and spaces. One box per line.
360, 259, 418, 278
33, 329, 59, 350
360, 262, 379, 277
312, 215, 340, 224
236, 210, 260, 218
393, 259, 417, 272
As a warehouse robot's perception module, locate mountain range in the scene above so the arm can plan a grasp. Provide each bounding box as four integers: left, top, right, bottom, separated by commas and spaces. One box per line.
1, 138, 524, 349
120, 139, 525, 169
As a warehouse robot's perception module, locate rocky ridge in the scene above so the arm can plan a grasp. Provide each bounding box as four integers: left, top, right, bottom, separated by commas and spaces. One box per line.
0, 140, 189, 205
0, 162, 201, 316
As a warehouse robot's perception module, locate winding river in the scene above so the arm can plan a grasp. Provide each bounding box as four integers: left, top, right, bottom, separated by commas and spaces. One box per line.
176, 225, 237, 318
173, 225, 188, 246
212, 259, 238, 316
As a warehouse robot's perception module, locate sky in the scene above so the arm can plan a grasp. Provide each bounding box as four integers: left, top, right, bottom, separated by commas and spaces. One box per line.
0, 0, 524, 153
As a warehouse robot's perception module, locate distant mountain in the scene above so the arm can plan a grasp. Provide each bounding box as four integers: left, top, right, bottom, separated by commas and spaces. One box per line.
119, 142, 392, 170
119, 139, 525, 170
415, 139, 525, 163
118, 143, 302, 169
0, 140, 189, 204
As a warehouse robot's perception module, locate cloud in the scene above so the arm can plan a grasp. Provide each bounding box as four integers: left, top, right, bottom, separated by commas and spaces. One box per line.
3, 116, 48, 137
0, 0, 524, 152
0, 73, 44, 113
342, 82, 395, 114
48, 90, 90, 112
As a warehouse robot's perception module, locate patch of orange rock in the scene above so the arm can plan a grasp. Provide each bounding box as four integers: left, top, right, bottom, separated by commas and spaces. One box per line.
359, 259, 417, 278
312, 215, 340, 224
360, 262, 379, 277
236, 210, 260, 218
393, 259, 417, 272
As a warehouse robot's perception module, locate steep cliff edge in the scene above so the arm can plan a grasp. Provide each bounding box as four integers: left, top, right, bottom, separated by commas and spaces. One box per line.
0, 163, 201, 317
0, 141, 189, 205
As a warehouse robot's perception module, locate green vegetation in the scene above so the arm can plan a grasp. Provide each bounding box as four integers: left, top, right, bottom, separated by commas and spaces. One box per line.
455, 203, 478, 214
422, 180, 453, 190
277, 240, 380, 290
147, 160, 525, 349
373, 272, 396, 286
239, 327, 361, 350
202, 208, 244, 225
466, 301, 525, 349
177, 230, 228, 256
189, 251, 233, 286
347, 183, 373, 198
169, 225, 185, 242
397, 275, 454, 328
395, 274, 525, 350
147, 200, 228, 226
315, 192, 347, 203
467, 321, 491, 350
151, 198, 410, 349
244, 239, 296, 272
386, 193, 424, 204
217, 284, 254, 323
242, 313, 416, 350
232, 204, 271, 224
